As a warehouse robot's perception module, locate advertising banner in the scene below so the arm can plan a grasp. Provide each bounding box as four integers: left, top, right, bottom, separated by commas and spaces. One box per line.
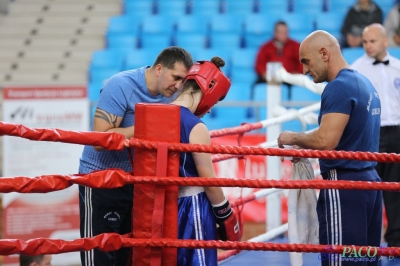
2, 86, 89, 266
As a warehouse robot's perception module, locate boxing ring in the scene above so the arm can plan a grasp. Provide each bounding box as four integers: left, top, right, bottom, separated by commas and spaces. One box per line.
1, 73, 400, 265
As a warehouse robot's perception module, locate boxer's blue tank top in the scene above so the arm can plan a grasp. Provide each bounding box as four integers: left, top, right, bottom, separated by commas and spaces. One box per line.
179, 106, 202, 178
177, 106, 217, 266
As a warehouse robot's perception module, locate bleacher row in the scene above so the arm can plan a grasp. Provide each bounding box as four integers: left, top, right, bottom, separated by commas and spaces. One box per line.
88, 0, 398, 131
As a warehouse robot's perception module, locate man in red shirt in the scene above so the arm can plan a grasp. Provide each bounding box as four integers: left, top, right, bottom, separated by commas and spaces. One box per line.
252, 21, 303, 101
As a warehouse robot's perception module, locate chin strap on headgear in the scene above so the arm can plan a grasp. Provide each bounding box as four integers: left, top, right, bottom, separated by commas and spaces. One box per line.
183, 60, 231, 116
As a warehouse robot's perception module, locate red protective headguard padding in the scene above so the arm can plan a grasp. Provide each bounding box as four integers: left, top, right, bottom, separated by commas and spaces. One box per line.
184, 60, 231, 116
132, 103, 180, 266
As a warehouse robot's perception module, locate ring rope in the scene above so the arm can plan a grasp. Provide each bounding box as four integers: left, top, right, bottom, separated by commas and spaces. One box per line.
1, 121, 397, 262
211, 154, 243, 162
128, 138, 400, 163
2, 172, 400, 193
209, 102, 320, 138
1, 234, 399, 257
2, 121, 399, 164
230, 188, 282, 208
218, 223, 289, 262
0, 121, 125, 151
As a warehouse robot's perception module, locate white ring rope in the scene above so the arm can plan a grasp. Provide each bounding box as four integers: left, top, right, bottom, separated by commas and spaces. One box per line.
218, 223, 289, 265
259, 102, 320, 129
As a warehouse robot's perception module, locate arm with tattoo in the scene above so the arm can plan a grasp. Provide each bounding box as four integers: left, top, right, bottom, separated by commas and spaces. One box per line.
92, 108, 135, 151
95, 109, 119, 128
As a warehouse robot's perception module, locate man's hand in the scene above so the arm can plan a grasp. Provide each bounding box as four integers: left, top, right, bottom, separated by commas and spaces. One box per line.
277, 131, 296, 147
277, 131, 302, 163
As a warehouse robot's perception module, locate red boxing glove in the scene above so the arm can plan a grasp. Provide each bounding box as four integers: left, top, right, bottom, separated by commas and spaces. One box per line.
212, 197, 241, 241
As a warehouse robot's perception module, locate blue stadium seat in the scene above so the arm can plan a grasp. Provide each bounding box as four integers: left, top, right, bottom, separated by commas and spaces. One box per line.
258, 0, 289, 13
157, 0, 189, 16
209, 33, 243, 51
244, 34, 268, 49
200, 115, 222, 131
175, 15, 210, 34
388, 47, 400, 59
89, 49, 125, 72
284, 13, 315, 35
140, 33, 172, 49
379, 1, 394, 18
124, 49, 159, 70
231, 48, 257, 70
193, 48, 231, 62
192, 48, 232, 76
253, 83, 267, 101
293, 0, 324, 14
231, 68, 257, 83
243, 14, 280, 48
291, 85, 321, 102
190, 0, 221, 15
106, 15, 141, 37
256, 106, 268, 121
282, 83, 291, 102
87, 81, 104, 102
221, 0, 256, 15
209, 14, 245, 34
107, 34, 138, 50
342, 47, 365, 64
282, 119, 303, 132
327, 0, 353, 13
244, 14, 281, 36
141, 15, 175, 34
225, 81, 252, 101
174, 33, 208, 51
124, 1, 155, 17
89, 68, 120, 84
290, 31, 310, 43
230, 48, 257, 82
213, 105, 249, 122
315, 12, 346, 40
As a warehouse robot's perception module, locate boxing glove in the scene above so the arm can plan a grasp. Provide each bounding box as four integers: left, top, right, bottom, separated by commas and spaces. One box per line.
212, 197, 241, 241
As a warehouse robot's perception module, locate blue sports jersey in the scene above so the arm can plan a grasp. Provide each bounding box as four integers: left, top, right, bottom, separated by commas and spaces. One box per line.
179, 106, 202, 178
318, 69, 381, 173
177, 106, 217, 266
79, 67, 169, 174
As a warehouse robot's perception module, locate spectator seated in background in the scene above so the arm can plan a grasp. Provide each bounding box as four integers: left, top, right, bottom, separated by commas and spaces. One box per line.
384, 0, 400, 47
340, 0, 383, 48
19, 254, 52, 266
252, 20, 302, 101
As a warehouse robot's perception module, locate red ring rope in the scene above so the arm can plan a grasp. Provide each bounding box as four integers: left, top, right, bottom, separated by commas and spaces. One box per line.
1, 234, 399, 257
2, 172, 400, 193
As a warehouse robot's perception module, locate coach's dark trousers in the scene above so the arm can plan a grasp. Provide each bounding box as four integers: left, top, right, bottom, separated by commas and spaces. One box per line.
376, 125, 400, 247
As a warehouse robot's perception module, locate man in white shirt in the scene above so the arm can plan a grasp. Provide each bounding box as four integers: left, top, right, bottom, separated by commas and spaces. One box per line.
352, 23, 400, 247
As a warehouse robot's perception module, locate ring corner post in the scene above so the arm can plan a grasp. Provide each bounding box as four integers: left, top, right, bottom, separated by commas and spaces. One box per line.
131, 103, 180, 266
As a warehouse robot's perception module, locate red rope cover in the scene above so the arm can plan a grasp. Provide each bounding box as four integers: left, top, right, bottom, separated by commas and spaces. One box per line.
2, 172, 400, 193
2, 121, 400, 163
128, 139, 400, 163
209, 122, 264, 137
1, 234, 399, 257
0, 121, 125, 150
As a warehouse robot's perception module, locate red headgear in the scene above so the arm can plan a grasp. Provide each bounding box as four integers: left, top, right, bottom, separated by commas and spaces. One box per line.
184, 60, 231, 116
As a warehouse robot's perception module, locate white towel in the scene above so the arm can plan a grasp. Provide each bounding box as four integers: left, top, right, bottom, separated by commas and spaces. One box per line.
288, 158, 319, 266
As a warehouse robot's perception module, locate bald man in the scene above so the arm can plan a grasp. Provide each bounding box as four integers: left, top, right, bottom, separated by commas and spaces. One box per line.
19, 254, 52, 266
278, 30, 382, 265
352, 23, 400, 248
